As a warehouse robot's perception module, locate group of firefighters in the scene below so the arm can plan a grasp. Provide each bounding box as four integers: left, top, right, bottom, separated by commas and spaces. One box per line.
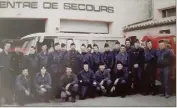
0, 38, 174, 106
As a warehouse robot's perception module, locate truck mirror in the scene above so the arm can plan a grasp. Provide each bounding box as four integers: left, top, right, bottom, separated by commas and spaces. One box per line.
39, 36, 44, 43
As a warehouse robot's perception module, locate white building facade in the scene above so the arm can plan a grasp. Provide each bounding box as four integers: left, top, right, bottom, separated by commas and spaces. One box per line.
123, 0, 176, 39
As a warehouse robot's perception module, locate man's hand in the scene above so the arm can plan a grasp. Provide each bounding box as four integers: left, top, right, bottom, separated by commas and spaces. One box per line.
100, 80, 104, 86
65, 83, 71, 91
66, 91, 71, 96
40, 85, 44, 88
114, 78, 119, 85
134, 64, 139, 68
93, 81, 97, 85
41, 88, 47, 92
110, 86, 115, 93
100, 86, 105, 90
25, 90, 30, 96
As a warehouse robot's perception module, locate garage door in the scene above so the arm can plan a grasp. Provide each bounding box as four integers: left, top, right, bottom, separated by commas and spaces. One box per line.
60, 19, 109, 34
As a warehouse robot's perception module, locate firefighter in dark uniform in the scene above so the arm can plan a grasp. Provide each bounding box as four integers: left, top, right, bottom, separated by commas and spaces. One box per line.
11, 43, 24, 95
34, 66, 52, 102
110, 61, 128, 98
156, 40, 173, 98
87, 44, 92, 54
142, 40, 157, 95
60, 43, 68, 75
95, 62, 112, 96
15, 68, 32, 106
112, 41, 120, 59
23, 46, 39, 94
91, 43, 103, 73
38, 44, 48, 70
64, 43, 80, 75
80, 44, 93, 71
78, 62, 97, 100
102, 43, 114, 70
0, 42, 13, 105
128, 39, 144, 94
59, 65, 78, 103
48, 43, 63, 98
125, 38, 132, 53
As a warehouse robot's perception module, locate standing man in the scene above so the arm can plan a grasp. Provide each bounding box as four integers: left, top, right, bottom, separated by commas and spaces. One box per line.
80, 44, 93, 71
0, 42, 13, 105
87, 44, 92, 54
102, 43, 113, 70
59, 65, 78, 103
128, 39, 144, 94
156, 40, 173, 98
112, 41, 120, 59
48, 43, 63, 98
11, 43, 24, 95
65, 43, 80, 75
60, 43, 68, 75
23, 46, 39, 94
125, 38, 132, 53
91, 43, 103, 73
142, 40, 157, 95
38, 44, 48, 70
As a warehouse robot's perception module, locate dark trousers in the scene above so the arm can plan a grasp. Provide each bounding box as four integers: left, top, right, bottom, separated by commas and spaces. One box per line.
60, 84, 78, 99
131, 67, 143, 94
96, 80, 112, 96
15, 90, 33, 105
142, 64, 156, 94
160, 67, 171, 96
51, 72, 62, 98
36, 85, 52, 102
110, 80, 127, 96
79, 83, 96, 99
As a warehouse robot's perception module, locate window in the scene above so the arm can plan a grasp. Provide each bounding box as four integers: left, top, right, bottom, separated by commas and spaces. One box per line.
159, 29, 170, 34
161, 7, 176, 18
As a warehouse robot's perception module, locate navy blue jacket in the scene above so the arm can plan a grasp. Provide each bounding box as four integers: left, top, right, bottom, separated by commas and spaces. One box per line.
91, 52, 103, 72
112, 69, 127, 83
95, 69, 111, 84
16, 74, 30, 92
38, 51, 49, 68
78, 69, 96, 85
156, 48, 173, 68
79, 52, 93, 70
115, 52, 129, 70
144, 48, 157, 64
35, 72, 52, 89
102, 51, 113, 69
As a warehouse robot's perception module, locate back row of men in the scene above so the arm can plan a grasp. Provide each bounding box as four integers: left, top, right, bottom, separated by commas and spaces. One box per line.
0, 38, 174, 105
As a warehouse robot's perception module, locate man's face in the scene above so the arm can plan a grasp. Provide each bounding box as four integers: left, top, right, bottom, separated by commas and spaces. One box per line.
42, 45, 47, 51
147, 41, 152, 49
83, 64, 89, 72
125, 41, 130, 47
120, 47, 126, 53
41, 67, 46, 75
87, 47, 92, 52
55, 45, 61, 51
134, 42, 140, 49
62, 46, 67, 51
66, 67, 72, 76
48, 47, 54, 53
30, 48, 35, 54
80, 46, 86, 52
22, 69, 28, 76
70, 45, 76, 50
104, 47, 110, 51
159, 42, 165, 50
117, 64, 123, 70
93, 46, 99, 52
99, 65, 105, 71
15, 46, 21, 52
4, 43, 11, 51
115, 44, 120, 49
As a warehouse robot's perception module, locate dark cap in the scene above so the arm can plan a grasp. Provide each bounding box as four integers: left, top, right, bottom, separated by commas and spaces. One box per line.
116, 60, 123, 65
159, 40, 165, 43
81, 43, 86, 47
104, 43, 109, 48
83, 61, 89, 65
125, 38, 130, 41
54, 43, 60, 46
99, 61, 105, 66
115, 41, 120, 44
61, 43, 66, 48
87, 44, 92, 48
93, 43, 98, 47
135, 39, 140, 43
65, 63, 72, 68
121, 44, 126, 47
70, 43, 75, 46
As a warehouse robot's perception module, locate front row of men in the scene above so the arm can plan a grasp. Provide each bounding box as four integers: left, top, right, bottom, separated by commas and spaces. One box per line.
16, 61, 127, 105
